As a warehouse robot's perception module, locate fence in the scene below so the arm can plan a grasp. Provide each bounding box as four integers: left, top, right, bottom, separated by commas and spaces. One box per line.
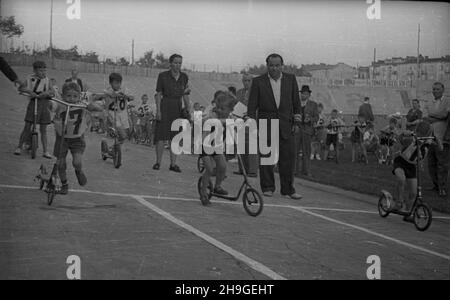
296, 76, 415, 88
0, 52, 242, 82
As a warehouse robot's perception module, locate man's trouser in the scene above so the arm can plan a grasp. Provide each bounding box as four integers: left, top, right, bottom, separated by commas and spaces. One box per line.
295, 129, 312, 175
238, 127, 259, 175
428, 143, 450, 190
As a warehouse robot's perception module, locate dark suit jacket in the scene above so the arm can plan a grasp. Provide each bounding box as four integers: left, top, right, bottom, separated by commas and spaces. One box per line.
299, 100, 319, 135
358, 103, 374, 123
65, 78, 84, 91
0, 56, 18, 82
248, 72, 300, 140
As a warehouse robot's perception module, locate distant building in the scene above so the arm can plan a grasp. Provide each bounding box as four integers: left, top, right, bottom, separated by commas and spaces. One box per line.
370, 55, 450, 81
302, 62, 357, 80
357, 66, 370, 79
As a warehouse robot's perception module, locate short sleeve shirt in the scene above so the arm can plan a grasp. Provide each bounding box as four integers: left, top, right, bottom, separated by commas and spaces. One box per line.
156, 71, 189, 99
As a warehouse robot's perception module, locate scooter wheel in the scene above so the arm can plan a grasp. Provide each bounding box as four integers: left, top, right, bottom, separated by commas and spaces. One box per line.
413, 203, 432, 231
243, 187, 264, 217
101, 140, 108, 160
197, 176, 213, 200
113, 145, 122, 169
47, 189, 56, 206
377, 193, 390, 218
197, 156, 205, 173
31, 133, 38, 159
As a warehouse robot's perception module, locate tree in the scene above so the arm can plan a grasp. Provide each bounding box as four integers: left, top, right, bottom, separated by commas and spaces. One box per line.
82, 51, 99, 64
0, 16, 24, 38
155, 52, 169, 69
136, 50, 155, 68
104, 58, 116, 66
117, 57, 130, 66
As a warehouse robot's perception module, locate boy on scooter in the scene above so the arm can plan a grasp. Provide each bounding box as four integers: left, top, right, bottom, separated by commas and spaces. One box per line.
51, 82, 103, 194
392, 124, 433, 220
15, 61, 55, 158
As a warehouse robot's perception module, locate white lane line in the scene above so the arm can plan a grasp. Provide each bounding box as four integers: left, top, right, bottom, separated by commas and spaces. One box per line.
1, 184, 450, 220
131, 195, 286, 280
2, 183, 450, 261
288, 205, 450, 261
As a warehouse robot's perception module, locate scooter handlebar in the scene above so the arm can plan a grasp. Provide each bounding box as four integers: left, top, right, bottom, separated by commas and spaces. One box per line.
19, 92, 87, 109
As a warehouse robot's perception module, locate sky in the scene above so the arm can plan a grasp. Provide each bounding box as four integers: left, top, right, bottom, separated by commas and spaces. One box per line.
1, 0, 450, 72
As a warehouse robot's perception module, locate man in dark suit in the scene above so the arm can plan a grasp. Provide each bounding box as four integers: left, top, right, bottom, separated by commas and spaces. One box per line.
296, 85, 319, 176
0, 56, 20, 84
65, 69, 84, 91
248, 54, 302, 199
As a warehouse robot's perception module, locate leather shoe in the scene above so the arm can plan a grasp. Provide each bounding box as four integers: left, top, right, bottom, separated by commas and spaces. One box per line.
263, 191, 273, 197
283, 193, 303, 200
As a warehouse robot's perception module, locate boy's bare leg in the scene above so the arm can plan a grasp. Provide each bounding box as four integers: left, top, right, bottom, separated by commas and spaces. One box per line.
18, 122, 32, 148
169, 140, 177, 166
155, 140, 164, 164
40, 124, 48, 154
214, 155, 227, 189
394, 168, 407, 210
406, 178, 417, 211
57, 158, 68, 183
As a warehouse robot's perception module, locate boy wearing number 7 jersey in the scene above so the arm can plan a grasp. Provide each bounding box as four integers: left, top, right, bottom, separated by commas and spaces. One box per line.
51, 82, 103, 194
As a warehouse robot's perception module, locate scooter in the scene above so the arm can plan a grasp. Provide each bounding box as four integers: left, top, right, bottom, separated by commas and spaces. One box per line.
100, 94, 122, 169
377, 133, 434, 231
29, 94, 88, 206
198, 153, 263, 217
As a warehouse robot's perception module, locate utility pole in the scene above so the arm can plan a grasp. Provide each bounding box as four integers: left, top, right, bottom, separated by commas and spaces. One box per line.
131, 39, 135, 65
372, 48, 376, 84
49, 0, 54, 62
417, 23, 421, 80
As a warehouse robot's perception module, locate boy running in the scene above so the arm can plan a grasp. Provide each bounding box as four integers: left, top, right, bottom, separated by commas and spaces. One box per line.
15, 61, 55, 158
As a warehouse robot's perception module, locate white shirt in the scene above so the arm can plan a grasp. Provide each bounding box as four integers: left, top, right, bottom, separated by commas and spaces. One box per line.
268, 73, 282, 108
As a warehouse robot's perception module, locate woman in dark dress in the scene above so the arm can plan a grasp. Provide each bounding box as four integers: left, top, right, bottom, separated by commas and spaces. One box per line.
153, 54, 191, 172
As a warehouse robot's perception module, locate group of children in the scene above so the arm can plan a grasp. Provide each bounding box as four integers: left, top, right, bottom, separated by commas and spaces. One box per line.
13, 61, 148, 194
308, 103, 406, 166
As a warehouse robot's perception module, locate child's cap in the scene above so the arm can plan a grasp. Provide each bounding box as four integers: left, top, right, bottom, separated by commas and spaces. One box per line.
109, 72, 123, 83
62, 82, 81, 96
33, 61, 46, 69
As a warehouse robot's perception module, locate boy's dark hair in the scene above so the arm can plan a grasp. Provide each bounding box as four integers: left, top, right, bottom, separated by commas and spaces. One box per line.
265, 53, 284, 65
141, 94, 148, 98
109, 72, 122, 83
33, 61, 46, 69
214, 92, 236, 118
331, 109, 338, 113
62, 82, 81, 96
317, 103, 324, 108
228, 86, 237, 96
169, 54, 182, 63
214, 90, 226, 100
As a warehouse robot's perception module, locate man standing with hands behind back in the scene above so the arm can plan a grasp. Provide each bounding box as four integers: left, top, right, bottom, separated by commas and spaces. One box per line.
248, 53, 302, 200
295, 85, 318, 177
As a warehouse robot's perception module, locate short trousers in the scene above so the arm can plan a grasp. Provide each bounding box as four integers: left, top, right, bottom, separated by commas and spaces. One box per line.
326, 134, 338, 147
24, 99, 52, 125
380, 136, 395, 146
53, 135, 86, 159
392, 156, 416, 179
108, 111, 130, 130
